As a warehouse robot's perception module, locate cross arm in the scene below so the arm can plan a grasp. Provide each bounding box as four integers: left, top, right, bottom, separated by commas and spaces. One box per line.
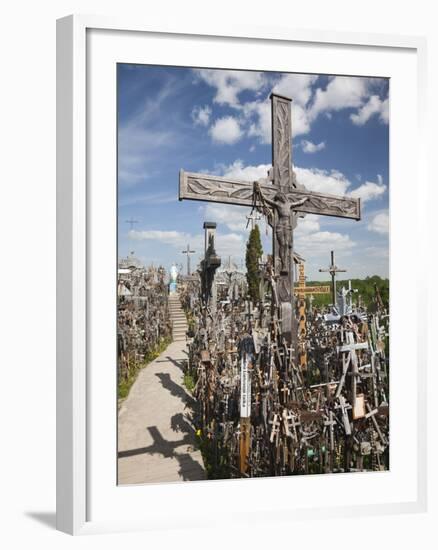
179, 170, 257, 207
179, 170, 361, 220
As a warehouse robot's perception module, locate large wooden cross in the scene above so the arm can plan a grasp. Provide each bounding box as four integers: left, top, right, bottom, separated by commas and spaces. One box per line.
179, 93, 361, 347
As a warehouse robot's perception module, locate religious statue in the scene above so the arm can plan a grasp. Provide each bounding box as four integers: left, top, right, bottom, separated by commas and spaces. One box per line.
259, 189, 307, 274
170, 263, 178, 283
169, 263, 178, 294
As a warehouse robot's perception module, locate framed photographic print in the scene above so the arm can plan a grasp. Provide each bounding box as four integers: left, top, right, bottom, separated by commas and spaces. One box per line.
57, 15, 427, 535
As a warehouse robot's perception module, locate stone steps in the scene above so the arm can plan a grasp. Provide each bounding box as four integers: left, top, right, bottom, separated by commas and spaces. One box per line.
168, 294, 188, 342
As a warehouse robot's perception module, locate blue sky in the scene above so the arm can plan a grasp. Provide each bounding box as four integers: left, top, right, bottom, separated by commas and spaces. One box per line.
118, 64, 389, 280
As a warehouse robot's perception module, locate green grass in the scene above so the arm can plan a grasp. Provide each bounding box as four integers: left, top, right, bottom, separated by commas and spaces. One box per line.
118, 336, 171, 400
183, 371, 196, 392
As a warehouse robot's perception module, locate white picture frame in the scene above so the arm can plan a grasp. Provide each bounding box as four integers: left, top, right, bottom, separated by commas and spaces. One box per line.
56, 15, 428, 535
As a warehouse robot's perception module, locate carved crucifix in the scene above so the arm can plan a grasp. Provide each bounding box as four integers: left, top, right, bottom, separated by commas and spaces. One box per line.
179, 93, 361, 347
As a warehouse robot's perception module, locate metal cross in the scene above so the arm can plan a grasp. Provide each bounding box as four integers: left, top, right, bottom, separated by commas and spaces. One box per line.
181, 243, 196, 275
179, 93, 361, 347
246, 211, 261, 230
125, 217, 139, 231
125, 218, 139, 255
318, 250, 347, 308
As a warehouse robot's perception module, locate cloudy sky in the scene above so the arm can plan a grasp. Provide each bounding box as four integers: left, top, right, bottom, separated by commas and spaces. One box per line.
118, 64, 389, 280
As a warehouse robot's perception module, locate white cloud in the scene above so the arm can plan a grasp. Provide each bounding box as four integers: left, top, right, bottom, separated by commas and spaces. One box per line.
350, 178, 387, 203
191, 105, 212, 126
368, 212, 389, 234
294, 166, 351, 195
196, 72, 387, 146
379, 98, 389, 123
215, 233, 246, 258
204, 203, 251, 232
295, 215, 321, 235
130, 229, 194, 247
309, 76, 369, 119
350, 95, 389, 125
246, 100, 272, 143
222, 160, 271, 181
273, 74, 318, 107
291, 103, 312, 136
194, 69, 266, 106
308, 76, 388, 127
209, 116, 243, 144
194, 70, 389, 158
296, 229, 356, 257
301, 140, 326, 153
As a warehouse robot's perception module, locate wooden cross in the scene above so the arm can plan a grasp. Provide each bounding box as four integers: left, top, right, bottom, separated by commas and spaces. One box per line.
269, 413, 281, 444
336, 331, 369, 415
179, 93, 361, 347
338, 395, 352, 435
293, 263, 331, 297
324, 411, 336, 452
181, 243, 196, 275
239, 350, 253, 475
294, 262, 330, 369
318, 250, 347, 308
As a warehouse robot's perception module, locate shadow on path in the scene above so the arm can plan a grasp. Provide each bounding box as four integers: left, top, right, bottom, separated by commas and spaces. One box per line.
155, 356, 186, 372
165, 355, 186, 371
155, 372, 194, 406
118, 412, 204, 481
176, 453, 206, 481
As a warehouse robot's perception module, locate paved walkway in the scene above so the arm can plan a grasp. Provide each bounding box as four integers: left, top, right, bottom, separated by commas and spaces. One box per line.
117, 339, 206, 485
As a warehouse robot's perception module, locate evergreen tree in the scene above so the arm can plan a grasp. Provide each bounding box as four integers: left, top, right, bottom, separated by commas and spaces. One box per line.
245, 224, 263, 304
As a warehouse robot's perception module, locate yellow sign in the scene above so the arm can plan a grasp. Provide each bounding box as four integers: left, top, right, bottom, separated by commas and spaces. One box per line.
294, 285, 331, 295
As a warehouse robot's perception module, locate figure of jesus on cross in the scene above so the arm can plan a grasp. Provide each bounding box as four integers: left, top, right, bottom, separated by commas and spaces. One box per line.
260, 190, 307, 273
179, 92, 361, 348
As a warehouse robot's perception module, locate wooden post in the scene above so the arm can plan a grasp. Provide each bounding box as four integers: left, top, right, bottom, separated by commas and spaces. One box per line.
239, 354, 252, 475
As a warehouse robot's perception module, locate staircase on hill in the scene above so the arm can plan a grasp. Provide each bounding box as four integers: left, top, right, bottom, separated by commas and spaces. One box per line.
168, 294, 188, 342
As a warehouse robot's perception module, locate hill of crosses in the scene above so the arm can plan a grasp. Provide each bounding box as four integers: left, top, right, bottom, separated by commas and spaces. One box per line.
117, 89, 389, 484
